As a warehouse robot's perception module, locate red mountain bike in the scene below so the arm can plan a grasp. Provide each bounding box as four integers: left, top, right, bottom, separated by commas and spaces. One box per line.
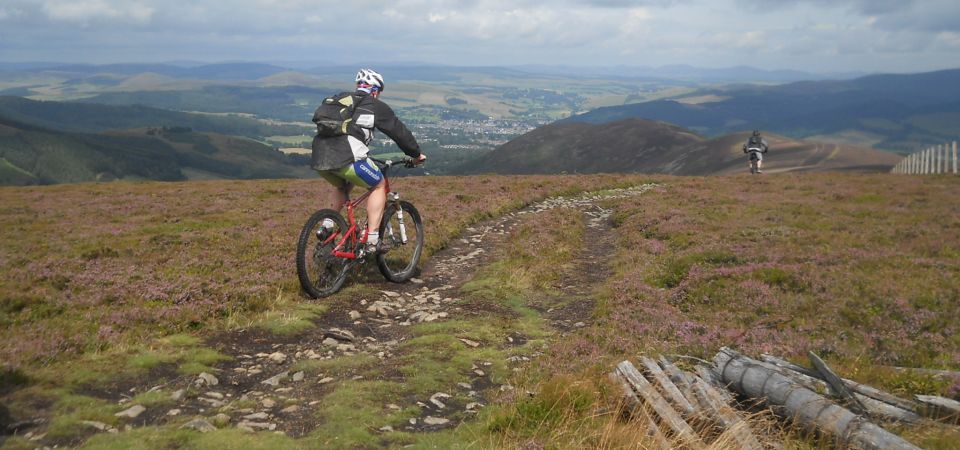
296, 157, 424, 298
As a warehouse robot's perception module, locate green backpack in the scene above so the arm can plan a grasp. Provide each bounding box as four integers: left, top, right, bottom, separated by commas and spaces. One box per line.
312, 92, 358, 137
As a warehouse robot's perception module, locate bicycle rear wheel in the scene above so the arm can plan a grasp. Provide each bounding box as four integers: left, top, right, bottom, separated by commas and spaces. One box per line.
376, 201, 424, 283
296, 209, 350, 298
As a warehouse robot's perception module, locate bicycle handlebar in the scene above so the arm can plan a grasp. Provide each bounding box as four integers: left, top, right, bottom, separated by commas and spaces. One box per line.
370, 157, 421, 170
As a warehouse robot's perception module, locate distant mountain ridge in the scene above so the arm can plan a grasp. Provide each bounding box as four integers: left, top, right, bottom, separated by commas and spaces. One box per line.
1, 61, 865, 84
563, 68, 960, 153
18, 62, 292, 81
459, 118, 901, 175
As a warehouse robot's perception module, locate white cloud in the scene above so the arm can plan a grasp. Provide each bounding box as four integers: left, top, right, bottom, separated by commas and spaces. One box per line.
0, 0, 954, 72
936, 31, 960, 50
42, 0, 154, 24
0, 6, 25, 21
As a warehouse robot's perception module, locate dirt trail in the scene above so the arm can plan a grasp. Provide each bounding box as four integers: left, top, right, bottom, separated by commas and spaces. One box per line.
29, 185, 656, 445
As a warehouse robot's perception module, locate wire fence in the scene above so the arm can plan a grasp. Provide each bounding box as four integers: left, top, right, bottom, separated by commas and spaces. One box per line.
891, 141, 958, 175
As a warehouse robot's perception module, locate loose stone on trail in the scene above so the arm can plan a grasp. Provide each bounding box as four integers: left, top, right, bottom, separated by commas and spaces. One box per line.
115, 405, 146, 419
81, 421, 118, 433
196, 372, 219, 387
181, 418, 217, 433
261, 371, 289, 387
423, 416, 450, 426
243, 412, 269, 420
268, 352, 287, 364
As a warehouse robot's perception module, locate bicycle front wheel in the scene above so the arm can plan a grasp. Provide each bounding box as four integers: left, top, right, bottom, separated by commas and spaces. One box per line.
377, 201, 424, 283
296, 209, 350, 298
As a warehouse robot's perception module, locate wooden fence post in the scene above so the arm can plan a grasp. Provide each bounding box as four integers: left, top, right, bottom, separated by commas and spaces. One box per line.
939, 144, 945, 174
936, 145, 941, 174
953, 141, 957, 175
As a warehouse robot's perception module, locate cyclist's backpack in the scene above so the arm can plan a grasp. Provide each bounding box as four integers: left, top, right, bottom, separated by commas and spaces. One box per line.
313, 92, 358, 137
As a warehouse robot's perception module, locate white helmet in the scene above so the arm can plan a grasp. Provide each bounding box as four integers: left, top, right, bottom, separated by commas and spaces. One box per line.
355, 68, 385, 92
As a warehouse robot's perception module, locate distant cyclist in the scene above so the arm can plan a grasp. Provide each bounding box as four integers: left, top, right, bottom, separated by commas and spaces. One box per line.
742, 130, 769, 174
311, 69, 426, 253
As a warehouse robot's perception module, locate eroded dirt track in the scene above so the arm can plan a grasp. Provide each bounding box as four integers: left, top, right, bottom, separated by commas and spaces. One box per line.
28, 185, 656, 445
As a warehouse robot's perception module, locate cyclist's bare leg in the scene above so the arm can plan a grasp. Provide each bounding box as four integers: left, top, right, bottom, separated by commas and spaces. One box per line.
327, 183, 351, 211
366, 180, 387, 235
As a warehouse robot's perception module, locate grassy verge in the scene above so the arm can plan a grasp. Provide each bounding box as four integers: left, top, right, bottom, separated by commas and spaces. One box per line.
586, 174, 960, 448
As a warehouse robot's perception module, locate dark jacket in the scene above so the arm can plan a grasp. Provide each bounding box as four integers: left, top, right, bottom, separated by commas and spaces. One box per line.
743, 136, 769, 153
311, 91, 421, 170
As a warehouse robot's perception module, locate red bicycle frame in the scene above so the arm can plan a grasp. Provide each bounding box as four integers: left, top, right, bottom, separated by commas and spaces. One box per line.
327, 174, 394, 260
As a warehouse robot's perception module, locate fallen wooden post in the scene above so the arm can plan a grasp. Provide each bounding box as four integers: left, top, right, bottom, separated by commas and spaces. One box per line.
689, 376, 765, 450
762, 354, 922, 415
616, 360, 705, 448
640, 356, 697, 416
746, 356, 919, 424
659, 357, 707, 414
608, 372, 671, 449
915, 395, 960, 424
808, 351, 869, 416
715, 348, 922, 450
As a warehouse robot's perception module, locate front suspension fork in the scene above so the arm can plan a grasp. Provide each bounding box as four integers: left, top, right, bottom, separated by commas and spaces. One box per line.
387, 193, 408, 244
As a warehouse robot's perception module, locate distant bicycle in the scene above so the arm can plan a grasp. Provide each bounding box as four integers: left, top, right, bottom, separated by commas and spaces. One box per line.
745, 147, 765, 174
296, 157, 424, 298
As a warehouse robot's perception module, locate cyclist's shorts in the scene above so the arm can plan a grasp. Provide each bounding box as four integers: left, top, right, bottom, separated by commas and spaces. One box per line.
748, 151, 763, 162
317, 158, 384, 189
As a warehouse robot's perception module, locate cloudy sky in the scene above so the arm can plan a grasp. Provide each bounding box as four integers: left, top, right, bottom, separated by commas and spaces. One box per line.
1, 0, 958, 72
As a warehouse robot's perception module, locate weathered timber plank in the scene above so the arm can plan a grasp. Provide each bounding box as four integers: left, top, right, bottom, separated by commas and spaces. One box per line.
609, 372, 671, 449
748, 354, 921, 423
660, 357, 704, 413
696, 365, 736, 405
915, 395, 960, 424
641, 356, 697, 416
808, 351, 869, 416
762, 355, 919, 411
617, 360, 705, 448
689, 376, 765, 450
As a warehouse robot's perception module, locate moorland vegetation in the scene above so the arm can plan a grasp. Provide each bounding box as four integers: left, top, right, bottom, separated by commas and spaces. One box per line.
1, 172, 958, 449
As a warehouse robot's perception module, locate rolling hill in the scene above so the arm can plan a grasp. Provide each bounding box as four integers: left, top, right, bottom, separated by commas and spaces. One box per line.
0, 96, 307, 138
459, 118, 901, 175
563, 69, 960, 154
0, 116, 312, 185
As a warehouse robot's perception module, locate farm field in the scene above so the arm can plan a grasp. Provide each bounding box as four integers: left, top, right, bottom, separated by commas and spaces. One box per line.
1, 173, 958, 449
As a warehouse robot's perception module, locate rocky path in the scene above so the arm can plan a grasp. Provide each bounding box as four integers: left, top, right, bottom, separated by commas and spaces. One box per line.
46, 185, 656, 445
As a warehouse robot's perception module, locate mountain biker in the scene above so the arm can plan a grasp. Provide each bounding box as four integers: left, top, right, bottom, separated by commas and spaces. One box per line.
742, 130, 769, 173
311, 69, 426, 253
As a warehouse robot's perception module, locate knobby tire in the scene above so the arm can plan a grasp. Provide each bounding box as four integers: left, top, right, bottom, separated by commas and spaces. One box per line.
296, 209, 350, 298
376, 201, 424, 283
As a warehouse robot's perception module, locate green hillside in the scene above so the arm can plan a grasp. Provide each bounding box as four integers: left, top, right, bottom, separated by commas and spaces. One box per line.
0, 96, 307, 138
459, 118, 901, 175
0, 117, 312, 185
